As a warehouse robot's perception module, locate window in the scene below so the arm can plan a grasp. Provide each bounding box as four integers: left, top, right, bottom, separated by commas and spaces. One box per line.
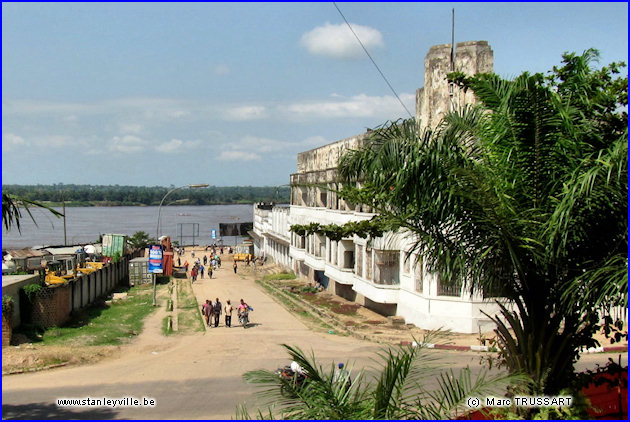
374, 251, 400, 285
338, 240, 354, 270
320, 191, 327, 207
437, 274, 461, 297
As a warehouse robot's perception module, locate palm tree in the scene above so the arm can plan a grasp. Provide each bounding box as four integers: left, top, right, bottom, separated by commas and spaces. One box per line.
238, 339, 518, 420
2, 193, 63, 233
335, 50, 627, 394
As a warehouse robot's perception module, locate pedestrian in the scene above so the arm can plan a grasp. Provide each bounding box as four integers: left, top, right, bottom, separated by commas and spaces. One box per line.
224, 299, 233, 327
191, 266, 198, 283
334, 363, 352, 391
184, 261, 189, 272
245, 255, 250, 266
233, 261, 238, 274
208, 266, 213, 279
211, 258, 217, 270
200, 264, 205, 278
213, 297, 222, 327
201, 300, 210, 325
203, 255, 208, 265
220, 247, 224, 255
217, 256, 221, 268
204, 299, 213, 327
191, 250, 195, 259
178, 257, 181, 267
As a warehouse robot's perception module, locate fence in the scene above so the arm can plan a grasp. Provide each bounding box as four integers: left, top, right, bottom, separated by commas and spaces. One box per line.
19, 250, 142, 329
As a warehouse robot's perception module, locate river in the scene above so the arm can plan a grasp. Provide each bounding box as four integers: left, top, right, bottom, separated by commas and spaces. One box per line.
1, 204, 254, 250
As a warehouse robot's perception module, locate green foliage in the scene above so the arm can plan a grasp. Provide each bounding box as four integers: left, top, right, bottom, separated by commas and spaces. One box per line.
290, 219, 388, 241
336, 49, 627, 395
112, 251, 121, 263
2, 295, 14, 315
22, 283, 42, 302
1, 184, 291, 206
127, 231, 156, 250
2, 192, 63, 233
238, 337, 522, 420
263, 272, 297, 281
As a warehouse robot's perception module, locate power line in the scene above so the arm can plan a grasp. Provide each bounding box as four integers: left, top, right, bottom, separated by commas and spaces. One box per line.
333, 2, 414, 119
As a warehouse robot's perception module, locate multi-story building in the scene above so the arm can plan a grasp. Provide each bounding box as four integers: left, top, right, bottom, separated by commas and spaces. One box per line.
253, 41, 504, 333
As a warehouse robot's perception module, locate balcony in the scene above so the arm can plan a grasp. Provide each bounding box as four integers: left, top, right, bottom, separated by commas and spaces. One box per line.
352, 276, 400, 304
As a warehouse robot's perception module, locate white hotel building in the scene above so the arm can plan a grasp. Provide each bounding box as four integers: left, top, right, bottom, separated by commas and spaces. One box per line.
252, 41, 505, 333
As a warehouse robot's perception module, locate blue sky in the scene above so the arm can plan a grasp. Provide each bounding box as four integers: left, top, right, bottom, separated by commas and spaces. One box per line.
2, 2, 627, 187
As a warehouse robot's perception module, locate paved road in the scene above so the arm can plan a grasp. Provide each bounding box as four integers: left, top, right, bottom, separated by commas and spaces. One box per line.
2, 252, 626, 419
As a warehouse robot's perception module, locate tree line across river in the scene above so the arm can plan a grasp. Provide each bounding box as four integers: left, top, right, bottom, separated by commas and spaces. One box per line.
2, 184, 291, 206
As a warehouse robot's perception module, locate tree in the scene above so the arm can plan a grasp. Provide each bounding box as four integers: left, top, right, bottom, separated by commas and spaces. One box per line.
238, 340, 517, 420
335, 50, 627, 394
2, 193, 63, 233
127, 231, 156, 250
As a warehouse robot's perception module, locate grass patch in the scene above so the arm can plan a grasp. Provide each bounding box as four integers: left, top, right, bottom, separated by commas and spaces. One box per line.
263, 272, 296, 281
162, 316, 173, 336
176, 279, 198, 309
15, 284, 159, 347
177, 309, 205, 334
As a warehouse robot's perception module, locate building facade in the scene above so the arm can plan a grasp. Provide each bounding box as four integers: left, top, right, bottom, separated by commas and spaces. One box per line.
253, 41, 504, 333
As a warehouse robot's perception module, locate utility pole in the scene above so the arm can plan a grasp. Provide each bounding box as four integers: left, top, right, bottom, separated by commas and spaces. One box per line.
449, 8, 456, 112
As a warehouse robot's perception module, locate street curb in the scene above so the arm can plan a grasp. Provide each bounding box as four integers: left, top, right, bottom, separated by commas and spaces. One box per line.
399, 341, 628, 354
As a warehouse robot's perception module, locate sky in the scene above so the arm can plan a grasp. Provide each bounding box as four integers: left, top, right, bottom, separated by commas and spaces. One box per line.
2, 2, 628, 187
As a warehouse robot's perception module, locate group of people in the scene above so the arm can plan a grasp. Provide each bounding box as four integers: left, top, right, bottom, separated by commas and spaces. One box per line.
201, 298, 251, 328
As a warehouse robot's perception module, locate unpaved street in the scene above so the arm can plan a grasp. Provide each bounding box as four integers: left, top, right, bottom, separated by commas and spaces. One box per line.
2, 250, 626, 419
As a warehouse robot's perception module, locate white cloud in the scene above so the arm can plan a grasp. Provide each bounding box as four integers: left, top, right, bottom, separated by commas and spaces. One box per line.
155, 138, 200, 153
281, 93, 415, 119
214, 65, 230, 75
217, 150, 261, 161
2, 133, 27, 151
109, 135, 149, 153
119, 123, 144, 134
223, 105, 267, 121
301, 22, 384, 59
40, 135, 74, 148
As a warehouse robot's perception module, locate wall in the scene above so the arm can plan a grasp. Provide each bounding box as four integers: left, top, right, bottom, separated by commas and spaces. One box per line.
416, 41, 494, 131
2, 251, 139, 330
2, 274, 40, 327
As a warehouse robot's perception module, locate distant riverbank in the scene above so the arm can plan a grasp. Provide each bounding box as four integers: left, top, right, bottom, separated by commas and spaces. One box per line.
2, 184, 291, 207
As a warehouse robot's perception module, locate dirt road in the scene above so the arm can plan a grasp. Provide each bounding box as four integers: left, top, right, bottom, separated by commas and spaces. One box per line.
2, 248, 626, 419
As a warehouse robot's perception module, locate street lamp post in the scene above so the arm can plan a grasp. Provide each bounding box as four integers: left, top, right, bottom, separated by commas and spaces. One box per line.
153, 183, 208, 306
156, 184, 209, 240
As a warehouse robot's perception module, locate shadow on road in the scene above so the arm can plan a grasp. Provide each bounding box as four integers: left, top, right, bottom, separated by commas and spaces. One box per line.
2, 402, 118, 420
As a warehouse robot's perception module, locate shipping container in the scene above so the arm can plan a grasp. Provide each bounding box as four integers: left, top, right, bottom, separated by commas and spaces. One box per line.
129, 257, 152, 285
102, 234, 127, 258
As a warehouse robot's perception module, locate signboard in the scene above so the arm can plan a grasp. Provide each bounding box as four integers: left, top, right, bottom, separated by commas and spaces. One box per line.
211, 229, 217, 239
148, 244, 163, 274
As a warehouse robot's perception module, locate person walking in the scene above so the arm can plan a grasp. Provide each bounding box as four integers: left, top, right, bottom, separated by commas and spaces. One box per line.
191, 266, 198, 283
200, 264, 205, 279
224, 299, 233, 327
204, 299, 213, 327
233, 261, 238, 274
203, 255, 208, 266
208, 266, 213, 279
213, 298, 222, 327
201, 300, 211, 326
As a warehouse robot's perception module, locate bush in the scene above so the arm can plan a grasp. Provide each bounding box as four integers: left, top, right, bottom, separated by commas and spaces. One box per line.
2, 295, 14, 315
22, 283, 42, 302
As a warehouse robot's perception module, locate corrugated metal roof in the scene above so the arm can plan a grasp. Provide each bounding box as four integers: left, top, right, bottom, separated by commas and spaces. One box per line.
5, 248, 50, 259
